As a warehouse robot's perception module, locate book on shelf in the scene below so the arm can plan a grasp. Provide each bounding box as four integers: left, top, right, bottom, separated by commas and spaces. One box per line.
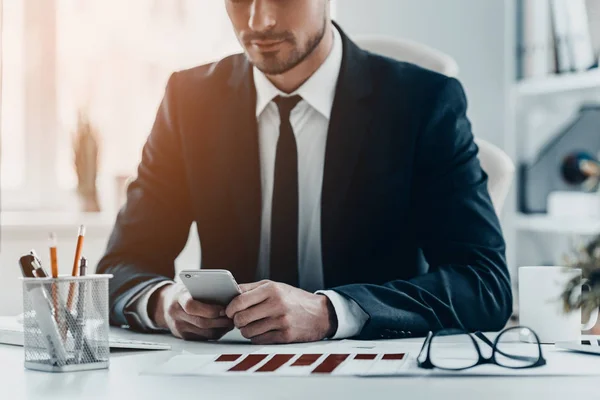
519, 0, 599, 81
564, 0, 596, 72
550, 0, 575, 73
587, 0, 600, 58
518, 0, 556, 79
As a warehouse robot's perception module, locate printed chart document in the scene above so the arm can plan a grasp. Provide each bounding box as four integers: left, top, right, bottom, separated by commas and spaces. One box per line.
144, 348, 410, 377
143, 338, 600, 377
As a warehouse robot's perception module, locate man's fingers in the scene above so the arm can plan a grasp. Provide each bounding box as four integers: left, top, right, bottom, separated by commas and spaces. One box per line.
178, 291, 224, 318
182, 314, 234, 330
226, 282, 273, 318
172, 320, 232, 342
171, 320, 209, 341
232, 299, 284, 328
250, 330, 291, 345
239, 316, 286, 339
211, 327, 235, 340
238, 280, 270, 293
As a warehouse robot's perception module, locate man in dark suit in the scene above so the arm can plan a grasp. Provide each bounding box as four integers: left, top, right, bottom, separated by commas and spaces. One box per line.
98, 0, 512, 344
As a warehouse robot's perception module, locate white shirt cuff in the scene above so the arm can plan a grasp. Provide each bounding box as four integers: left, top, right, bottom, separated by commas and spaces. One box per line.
316, 290, 369, 339
131, 281, 174, 331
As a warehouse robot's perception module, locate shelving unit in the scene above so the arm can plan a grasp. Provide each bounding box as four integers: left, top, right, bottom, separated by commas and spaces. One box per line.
511, 71, 600, 243
515, 70, 600, 98
514, 213, 600, 235
511, 69, 600, 240
504, 0, 600, 273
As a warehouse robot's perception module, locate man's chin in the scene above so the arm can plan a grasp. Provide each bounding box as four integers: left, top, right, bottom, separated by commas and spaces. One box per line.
246, 52, 299, 76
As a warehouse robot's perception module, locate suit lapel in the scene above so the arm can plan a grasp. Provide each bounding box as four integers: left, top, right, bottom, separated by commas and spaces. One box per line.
219, 57, 262, 284
322, 28, 374, 286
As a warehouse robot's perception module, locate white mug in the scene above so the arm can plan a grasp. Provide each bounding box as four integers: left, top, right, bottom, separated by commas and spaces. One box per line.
519, 266, 599, 344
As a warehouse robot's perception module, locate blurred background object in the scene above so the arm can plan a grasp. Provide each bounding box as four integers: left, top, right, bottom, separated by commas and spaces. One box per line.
519, 106, 600, 214
0, 0, 3, 170
562, 234, 600, 333
114, 175, 134, 213
352, 36, 459, 77
73, 110, 100, 212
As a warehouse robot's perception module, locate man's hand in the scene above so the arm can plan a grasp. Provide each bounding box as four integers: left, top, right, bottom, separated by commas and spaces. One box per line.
150, 283, 234, 341
225, 280, 338, 344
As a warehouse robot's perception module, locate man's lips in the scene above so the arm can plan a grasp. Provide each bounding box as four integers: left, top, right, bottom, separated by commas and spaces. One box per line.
250, 39, 286, 51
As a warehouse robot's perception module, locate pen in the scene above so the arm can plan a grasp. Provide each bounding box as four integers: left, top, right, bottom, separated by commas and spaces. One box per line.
75, 257, 98, 363
75, 257, 87, 363
80, 256, 87, 277
18, 254, 68, 365
67, 225, 86, 311
48, 233, 61, 333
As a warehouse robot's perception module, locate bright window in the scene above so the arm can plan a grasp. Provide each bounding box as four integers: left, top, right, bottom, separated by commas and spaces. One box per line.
1, 0, 26, 190
55, 0, 241, 192
2, 0, 241, 211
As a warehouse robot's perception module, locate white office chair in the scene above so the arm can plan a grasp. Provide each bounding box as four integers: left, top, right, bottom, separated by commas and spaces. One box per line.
354, 35, 515, 214
355, 36, 460, 77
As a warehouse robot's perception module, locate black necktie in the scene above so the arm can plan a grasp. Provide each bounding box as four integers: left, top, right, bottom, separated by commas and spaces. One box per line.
270, 95, 302, 287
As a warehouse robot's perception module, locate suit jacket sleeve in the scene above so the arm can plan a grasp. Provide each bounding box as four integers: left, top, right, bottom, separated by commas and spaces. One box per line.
333, 78, 513, 339
97, 72, 193, 327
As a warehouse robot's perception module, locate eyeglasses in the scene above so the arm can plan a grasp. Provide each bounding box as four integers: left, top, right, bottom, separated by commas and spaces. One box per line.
417, 326, 546, 371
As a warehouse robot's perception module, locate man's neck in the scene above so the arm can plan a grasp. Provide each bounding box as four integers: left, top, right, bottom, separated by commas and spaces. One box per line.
266, 23, 335, 94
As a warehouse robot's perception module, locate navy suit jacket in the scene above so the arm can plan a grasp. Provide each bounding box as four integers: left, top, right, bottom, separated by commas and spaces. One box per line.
98, 28, 512, 340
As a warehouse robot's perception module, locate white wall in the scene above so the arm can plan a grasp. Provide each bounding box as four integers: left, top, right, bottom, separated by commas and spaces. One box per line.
337, 0, 510, 149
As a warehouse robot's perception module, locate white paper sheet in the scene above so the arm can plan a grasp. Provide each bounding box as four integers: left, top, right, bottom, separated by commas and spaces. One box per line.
143, 351, 410, 377
142, 339, 600, 377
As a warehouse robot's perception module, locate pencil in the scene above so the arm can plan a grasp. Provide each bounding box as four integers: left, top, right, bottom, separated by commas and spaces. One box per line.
49, 233, 59, 322
67, 225, 86, 311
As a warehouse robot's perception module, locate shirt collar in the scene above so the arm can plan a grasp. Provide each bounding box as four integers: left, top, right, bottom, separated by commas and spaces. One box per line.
253, 24, 343, 119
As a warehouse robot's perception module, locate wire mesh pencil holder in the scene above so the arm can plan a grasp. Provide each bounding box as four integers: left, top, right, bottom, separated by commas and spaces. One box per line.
21, 275, 112, 372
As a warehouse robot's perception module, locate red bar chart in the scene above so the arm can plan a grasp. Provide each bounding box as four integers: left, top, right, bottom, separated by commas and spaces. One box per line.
147, 352, 409, 377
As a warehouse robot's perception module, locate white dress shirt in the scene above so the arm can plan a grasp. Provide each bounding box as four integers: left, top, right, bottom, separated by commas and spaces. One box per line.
130, 25, 369, 339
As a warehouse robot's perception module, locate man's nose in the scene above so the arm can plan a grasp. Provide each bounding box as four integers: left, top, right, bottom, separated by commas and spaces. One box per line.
248, 0, 276, 33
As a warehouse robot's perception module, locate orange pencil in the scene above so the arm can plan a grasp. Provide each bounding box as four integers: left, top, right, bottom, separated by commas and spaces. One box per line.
67, 225, 85, 311
49, 233, 59, 321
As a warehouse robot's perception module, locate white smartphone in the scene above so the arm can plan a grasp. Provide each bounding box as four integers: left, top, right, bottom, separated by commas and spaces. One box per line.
179, 270, 241, 306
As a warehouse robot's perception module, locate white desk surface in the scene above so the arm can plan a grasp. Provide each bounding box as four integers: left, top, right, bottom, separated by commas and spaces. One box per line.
1, 328, 600, 400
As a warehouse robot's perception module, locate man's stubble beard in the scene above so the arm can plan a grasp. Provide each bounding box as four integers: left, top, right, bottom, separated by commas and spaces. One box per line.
251, 18, 328, 76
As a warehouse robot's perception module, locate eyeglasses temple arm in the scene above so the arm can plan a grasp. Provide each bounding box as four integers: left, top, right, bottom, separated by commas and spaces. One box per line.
417, 331, 433, 365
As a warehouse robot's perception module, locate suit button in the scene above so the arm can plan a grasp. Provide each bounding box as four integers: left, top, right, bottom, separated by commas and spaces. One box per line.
407, 331, 412, 337
380, 334, 385, 338
400, 331, 406, 337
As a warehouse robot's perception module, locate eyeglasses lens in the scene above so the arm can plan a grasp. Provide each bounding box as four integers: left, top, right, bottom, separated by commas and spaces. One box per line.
429, 330, 479, 370
494, 327, 541, 368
